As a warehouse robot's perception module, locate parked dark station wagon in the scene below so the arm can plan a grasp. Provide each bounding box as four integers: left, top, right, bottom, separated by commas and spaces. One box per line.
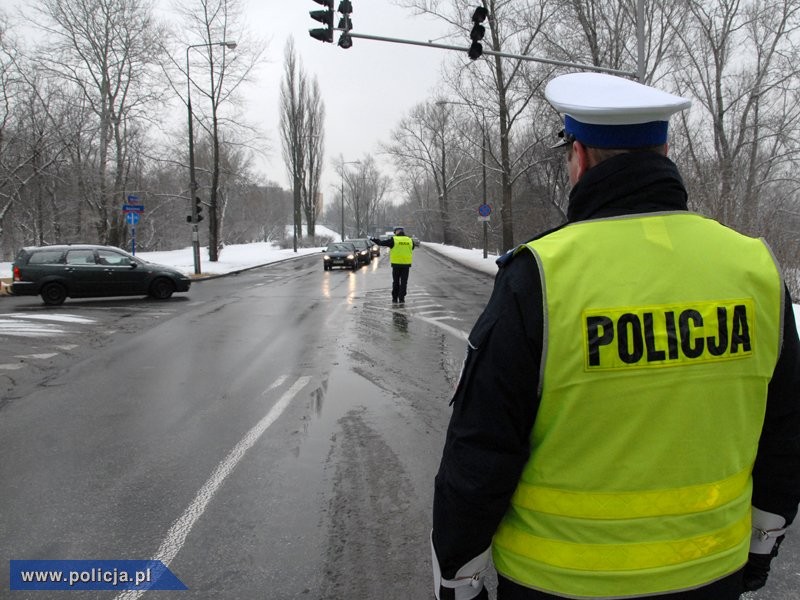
11, 244, 191, 305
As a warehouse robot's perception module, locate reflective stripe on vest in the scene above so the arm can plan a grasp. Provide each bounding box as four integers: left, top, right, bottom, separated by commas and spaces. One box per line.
390, 235, 413, 265
492, 212, 783, 598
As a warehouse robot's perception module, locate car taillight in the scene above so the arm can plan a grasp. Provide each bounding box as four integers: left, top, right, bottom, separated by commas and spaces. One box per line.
13, 266, 21, 281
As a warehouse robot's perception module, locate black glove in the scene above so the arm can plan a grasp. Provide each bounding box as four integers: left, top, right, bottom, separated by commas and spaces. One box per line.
742, 534, 785, 592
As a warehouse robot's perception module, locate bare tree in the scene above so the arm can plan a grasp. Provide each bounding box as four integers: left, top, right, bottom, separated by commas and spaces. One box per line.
172, 0, 261, 261
669, 0, 800, 228
28, 0, 165, 247
347, 156, 390, 237
399, 0, 558, 249
302, 77, 325, 238
279, 37, 325, 249
384, 100, 473, 244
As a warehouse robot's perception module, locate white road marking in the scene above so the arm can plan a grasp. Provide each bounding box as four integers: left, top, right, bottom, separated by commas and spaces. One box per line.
3, 313, 96, 324
416, 315, 469, 341
15, 353, 58, 360
0, 321, 70, 336
0, 363, 24, 370
113, 375, 311, 600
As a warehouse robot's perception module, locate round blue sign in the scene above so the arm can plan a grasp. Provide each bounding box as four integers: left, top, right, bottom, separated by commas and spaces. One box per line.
478, 203, 492, 217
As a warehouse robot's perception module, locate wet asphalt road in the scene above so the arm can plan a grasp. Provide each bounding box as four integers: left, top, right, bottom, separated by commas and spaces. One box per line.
0, 247, 494, 599
1, 246, 798, 599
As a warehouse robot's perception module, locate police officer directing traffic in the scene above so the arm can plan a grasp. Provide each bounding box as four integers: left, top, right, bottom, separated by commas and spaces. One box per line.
370, 226, 414, 304
431, 73, 800, 599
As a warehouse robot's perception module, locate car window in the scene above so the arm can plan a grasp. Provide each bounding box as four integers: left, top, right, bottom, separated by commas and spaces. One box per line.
65, 250, 97, 265
97, 249, 132, 266
28, 250, 64, 265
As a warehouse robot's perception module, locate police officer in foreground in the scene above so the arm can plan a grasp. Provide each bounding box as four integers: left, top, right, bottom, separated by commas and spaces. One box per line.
431, 73, 800, 599
370, 226, 414, 303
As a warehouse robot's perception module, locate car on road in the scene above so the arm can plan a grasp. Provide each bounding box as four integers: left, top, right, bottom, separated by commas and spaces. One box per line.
322, 242, 359, 271
345, 239, 373, 266
11, 244, 192, 305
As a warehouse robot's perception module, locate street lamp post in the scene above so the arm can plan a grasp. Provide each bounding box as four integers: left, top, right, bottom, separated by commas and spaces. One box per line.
340, 160, 360, 241
186, 41, 237, 275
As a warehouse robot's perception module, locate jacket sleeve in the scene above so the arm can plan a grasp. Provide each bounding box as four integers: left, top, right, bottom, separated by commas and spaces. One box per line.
370, 237, 394, 248
751, 288, 800, 525
432, 251, 544, 578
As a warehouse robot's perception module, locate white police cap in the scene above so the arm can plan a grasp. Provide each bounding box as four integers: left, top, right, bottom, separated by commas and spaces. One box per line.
545, 73, 691, 148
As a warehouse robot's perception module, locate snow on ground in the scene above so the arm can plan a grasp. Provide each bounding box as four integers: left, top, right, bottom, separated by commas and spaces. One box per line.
139, 243, 322, 275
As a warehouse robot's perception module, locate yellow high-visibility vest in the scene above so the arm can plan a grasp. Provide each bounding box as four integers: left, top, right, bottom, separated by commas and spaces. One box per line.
390, 235, 414, 265
492, 212, 783, 597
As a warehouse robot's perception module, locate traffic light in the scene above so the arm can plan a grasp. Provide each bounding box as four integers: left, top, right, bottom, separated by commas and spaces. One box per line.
187, 197, 204, 223
337, 0, 353, 49
468, 6, 488, 60
309, 0, 335, 43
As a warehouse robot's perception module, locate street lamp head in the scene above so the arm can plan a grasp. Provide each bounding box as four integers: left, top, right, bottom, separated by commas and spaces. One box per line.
222, 41, 238, 50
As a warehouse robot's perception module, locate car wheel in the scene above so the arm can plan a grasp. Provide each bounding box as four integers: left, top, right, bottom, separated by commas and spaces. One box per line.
351, 261, 358, 271
40, 282, 67, 306
149, 277, 175, 300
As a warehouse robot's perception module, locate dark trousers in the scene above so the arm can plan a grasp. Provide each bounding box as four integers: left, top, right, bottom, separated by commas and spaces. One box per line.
391, 264, 410, 301
496, 571, 744, 599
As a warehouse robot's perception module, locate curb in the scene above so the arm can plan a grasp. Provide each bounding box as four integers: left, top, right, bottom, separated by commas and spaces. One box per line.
190, 252, 318, 281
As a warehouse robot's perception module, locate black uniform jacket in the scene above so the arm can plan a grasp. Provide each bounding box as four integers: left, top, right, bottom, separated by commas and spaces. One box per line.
432, 152, 800, 598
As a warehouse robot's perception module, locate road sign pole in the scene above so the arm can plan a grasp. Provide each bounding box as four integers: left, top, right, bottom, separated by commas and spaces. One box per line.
192, 223, 201, 272
483, 220, 488, 259
131, 226, 136, 255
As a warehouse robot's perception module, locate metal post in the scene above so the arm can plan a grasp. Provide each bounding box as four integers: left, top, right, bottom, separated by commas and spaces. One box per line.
340, 176, 345, 242
187, 45, 201, 275
481, 110, 488, 259
186, 41, 236, 273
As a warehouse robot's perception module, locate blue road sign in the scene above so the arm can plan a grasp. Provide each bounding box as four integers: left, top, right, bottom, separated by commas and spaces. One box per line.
125, 212, 140, 225
122, 204, 145, 212
127, 194, 139, 202
478, 203, 492, 217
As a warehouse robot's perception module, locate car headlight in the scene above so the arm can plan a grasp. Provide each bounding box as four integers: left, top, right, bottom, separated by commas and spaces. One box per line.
324, 256, 331, 261
347, 254, 354, 260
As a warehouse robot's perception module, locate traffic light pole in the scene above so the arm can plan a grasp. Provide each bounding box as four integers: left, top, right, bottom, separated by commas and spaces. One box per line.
339, 32, 637, 78
186, 45, 202, 276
